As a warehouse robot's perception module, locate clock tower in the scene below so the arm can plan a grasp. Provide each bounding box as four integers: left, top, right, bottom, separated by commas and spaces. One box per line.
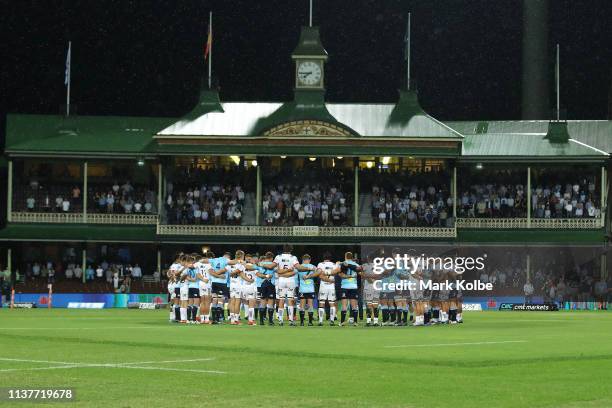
291, 26, 328, 91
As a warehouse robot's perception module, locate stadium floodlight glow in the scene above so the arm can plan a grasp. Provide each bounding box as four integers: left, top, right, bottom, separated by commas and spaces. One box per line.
382, 156, 391, 165
336, 156, 343, 159
280, 156, 287, 159
251, 160, 258, 167
476, 163, 483, 170
308, 157, 316, 161
137, 158, 145, 166
366, 161, 374, 168
230, 155, 241, 165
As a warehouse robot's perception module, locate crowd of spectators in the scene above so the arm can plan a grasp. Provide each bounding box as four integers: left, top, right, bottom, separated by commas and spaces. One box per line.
165, 167, 252, 225
459, 171, 601, 219
262, 168, 352, 226
367, 170, 452, 227
18, 179, 83, 212
89, 181, 157, 214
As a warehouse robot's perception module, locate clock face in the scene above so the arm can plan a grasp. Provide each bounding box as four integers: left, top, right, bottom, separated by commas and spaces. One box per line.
297, 60, 322, 87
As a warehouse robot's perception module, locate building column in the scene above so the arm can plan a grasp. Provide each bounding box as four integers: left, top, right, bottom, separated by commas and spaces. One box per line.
527, 166, 531, 227
83, 161, 88, 223
452, 166, 457, 220
7, 160, 12, 222
354, 162, 359, 226
157, 248, 162, 273
158, 162, 163, 215
601, 166, 606, 228
526, 253, 531, 282
82, 248, 87, 284
601, 253, 607, 280
255, 162, 262, 225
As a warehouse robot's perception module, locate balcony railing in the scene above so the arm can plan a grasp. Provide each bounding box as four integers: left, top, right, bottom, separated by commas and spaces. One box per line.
157, 224, 457, 238
11, 212, 157, 225
456, 217, 603, 229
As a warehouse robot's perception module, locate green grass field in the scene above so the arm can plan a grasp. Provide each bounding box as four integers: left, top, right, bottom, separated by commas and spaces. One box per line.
1, 309, 611, 408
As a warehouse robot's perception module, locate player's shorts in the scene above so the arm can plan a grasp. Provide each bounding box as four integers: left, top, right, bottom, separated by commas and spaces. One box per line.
438, 289, 449, 301
431, 290, 440, 302
199, 285, 211, 297
363, 286, 380, 303
299, 291, 315, 300
179, 286, 189, 301
340, 288, 358, 300
174, 287, 180, 299
448, 289, 458, 300
379, 291, 396, 301
212, 282, 226, 297
411, 290, 424, 302
260, 281, 275, 299
318, 285, 336, 302
241, 285, 256, 300
276, 278, 296, 299
394, 289, 409, 301
230, 285, 242, 299
188, 288, 200, 299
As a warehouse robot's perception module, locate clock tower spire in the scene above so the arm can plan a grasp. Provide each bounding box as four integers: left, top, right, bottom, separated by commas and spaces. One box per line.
291, 2, 327, 96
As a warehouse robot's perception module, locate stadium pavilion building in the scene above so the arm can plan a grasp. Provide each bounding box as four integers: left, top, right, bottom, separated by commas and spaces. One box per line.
2, 26, 611, 289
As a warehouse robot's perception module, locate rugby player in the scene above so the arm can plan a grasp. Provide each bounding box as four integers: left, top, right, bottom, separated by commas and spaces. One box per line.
227, 250, 246, 325
168, 254, 184, 322
296, 254, 317, 326
166, 268, 179, 322
209, 251, 231, 324
273, 245, 299, 326
338, 252, 362, 326
359, 257, 381, 326
241, 254, 258, 325
257, 252, 277, 325
316, 252, 338, 326
195, 253, 212, 324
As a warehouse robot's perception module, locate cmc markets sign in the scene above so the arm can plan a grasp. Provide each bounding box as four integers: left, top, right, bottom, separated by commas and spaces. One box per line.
499, 303, 559, 311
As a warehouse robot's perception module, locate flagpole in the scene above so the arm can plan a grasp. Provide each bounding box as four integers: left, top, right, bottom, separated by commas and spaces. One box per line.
66, 41, 71, 117
406, 13, 411, 90
309, 0, 313, 27
556, 43, 560, 120
208, 12, 212, 89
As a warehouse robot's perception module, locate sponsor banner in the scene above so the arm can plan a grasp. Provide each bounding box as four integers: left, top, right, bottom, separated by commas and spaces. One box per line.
67, 302, 105, 309
498, 303, 559, 311
14, 293, 168, 308
12, 302, 36, 309
461, 303, 482, 311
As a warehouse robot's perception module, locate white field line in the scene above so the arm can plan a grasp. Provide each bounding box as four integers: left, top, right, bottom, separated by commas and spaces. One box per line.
0, 357, 226, 375
0, 326, 177, 330
384, 340, 528, 348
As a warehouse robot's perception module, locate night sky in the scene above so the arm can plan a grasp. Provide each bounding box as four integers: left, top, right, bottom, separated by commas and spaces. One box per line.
2, 0, 612, 130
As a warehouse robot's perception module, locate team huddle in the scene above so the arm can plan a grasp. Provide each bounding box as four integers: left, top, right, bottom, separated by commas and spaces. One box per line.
166, 245, 464, 327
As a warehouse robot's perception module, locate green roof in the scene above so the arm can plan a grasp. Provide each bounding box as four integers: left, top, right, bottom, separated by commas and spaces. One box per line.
446, 120, 609, 161
158, 91, 463, 140
5, 114, 174, 156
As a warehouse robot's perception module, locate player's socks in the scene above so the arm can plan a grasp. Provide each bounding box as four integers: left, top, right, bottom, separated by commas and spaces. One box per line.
457, 312, 462, 322
174, 305, 180, 321
424, 311, 431, 324
186, 305, 192, 321
180, 307, 187, 322
254, 307, 259, 320
308, 311, 313, 324
330, 306, 337, 322
299, 310, 305, 324
278, 308, 285, 323
351, 309, 358, 324
390, 308, 396, 323
340, 310, 347, 323
366, 309, 372, 323
402, 310, 408, 324
318, 307, 325, 323
259, 307, 265, 324
288, 306, 294, 322
432, 309, 440, 321
248, 307, 254, 322
381, 306, 389, 323
267, 306, 274, 322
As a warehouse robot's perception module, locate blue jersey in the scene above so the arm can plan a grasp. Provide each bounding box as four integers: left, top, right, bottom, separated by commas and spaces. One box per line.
254, 265, 266, 288
183, 267, 199, 289
340, 260, 359, 290
259, 261, 276, 285
381, 267, 399, 293
210, 257, 229, 284
298, 263, 316, 293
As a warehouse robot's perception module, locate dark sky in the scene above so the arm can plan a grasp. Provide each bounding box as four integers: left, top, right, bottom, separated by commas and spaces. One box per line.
1, 0, 612, 124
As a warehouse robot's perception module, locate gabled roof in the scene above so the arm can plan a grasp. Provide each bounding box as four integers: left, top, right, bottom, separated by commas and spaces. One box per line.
158, 90, 463, 140
5, 114, 174, 156
447, 120, 610, 161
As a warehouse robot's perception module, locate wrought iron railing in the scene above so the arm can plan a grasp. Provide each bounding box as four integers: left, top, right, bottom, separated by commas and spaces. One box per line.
456, 217, 602, 229
11, 212, 157, 225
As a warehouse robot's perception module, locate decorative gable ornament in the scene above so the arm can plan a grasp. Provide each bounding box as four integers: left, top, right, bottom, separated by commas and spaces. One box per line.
263, 120, 351, 137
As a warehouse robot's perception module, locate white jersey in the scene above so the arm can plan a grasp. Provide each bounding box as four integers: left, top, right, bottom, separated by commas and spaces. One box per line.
195, 261, 212, 288
317, 261, 336, 288
228, 263, 245, 288
242, 267, 257, 289
274, 253, 298, 282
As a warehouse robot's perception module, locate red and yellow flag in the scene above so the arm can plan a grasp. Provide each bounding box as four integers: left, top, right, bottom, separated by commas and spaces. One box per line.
204, 25, 212, 61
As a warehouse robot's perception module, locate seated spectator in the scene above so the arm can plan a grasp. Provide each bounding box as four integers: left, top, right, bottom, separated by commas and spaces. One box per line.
131, 264, 142, 279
